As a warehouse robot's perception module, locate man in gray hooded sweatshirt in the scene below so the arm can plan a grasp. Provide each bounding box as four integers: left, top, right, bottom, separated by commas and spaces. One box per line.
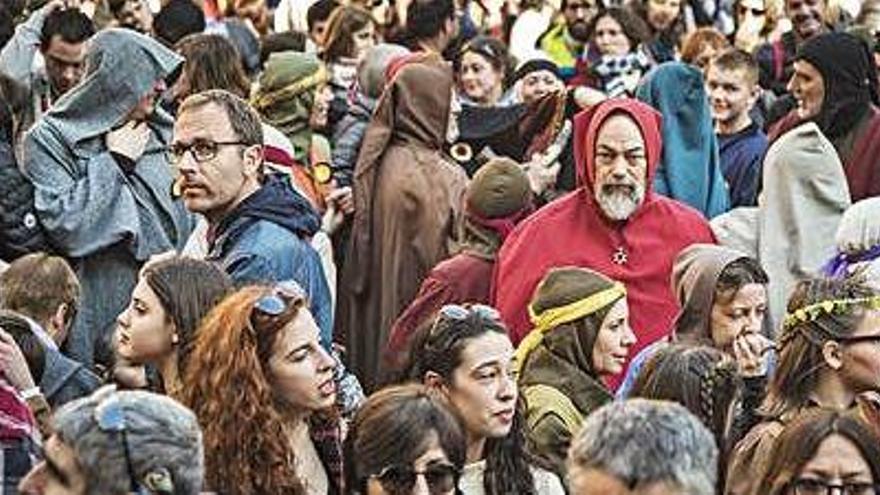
23, 29, 193, 368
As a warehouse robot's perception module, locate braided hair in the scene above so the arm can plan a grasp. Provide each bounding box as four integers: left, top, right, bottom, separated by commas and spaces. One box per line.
630, 344, 742, 463
762, 276, 877, 419
403, 308, 540, 495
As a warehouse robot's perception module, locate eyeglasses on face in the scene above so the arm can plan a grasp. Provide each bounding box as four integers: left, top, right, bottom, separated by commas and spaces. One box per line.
790, 478, 880, 495
167, 139, 253, 165
370, 462, 460, 495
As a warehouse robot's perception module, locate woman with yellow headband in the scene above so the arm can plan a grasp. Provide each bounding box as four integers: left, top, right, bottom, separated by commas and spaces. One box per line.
727, 276, 880, 495
516, 266, 636, 478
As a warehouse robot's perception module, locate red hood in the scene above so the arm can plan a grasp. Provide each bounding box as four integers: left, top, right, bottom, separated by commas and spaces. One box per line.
572, 98, 664, 196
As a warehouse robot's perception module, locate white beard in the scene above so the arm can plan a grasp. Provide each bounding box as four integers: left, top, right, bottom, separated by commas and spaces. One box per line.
595, 181, 645, 222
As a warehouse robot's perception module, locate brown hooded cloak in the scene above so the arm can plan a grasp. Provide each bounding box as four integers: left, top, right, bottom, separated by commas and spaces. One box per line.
339, 57, 469, 390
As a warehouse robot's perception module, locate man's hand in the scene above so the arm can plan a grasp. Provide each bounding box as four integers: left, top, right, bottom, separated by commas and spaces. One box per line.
106, 121, 151, 163
322, 187, 351, 235
0, 327, 37, 392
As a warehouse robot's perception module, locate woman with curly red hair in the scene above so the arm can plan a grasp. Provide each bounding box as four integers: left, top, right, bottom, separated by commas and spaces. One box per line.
180, 282, 340, 494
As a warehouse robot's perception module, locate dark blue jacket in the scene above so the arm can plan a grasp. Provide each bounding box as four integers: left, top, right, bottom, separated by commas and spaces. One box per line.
207, 174, 333, 346
40, 347, 101, 408
719, 123, 767, 208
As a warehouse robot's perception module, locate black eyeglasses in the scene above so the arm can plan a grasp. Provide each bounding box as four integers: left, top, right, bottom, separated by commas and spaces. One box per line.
95, 393, 143, 494
370, 462, 460, 495
790, 478, 880, 495
167, 139, 253, 165
838, 334, 880, 346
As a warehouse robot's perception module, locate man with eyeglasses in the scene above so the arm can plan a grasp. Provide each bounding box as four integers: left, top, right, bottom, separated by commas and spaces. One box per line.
538, 0, 599, 80
18, 386, 204, 495
0, 0, 95, 131
171, 89, 334, 348
22, 28, 193, 369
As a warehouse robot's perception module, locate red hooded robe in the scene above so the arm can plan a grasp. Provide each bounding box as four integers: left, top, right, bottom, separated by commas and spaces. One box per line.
492, 99, 715, 387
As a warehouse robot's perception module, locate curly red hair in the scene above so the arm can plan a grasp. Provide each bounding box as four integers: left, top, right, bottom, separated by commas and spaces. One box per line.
180, 285, 305, 494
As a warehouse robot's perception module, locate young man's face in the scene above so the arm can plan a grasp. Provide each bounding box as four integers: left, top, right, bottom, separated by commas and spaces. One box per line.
706, 64, 759, 129
42, 35, 88, 96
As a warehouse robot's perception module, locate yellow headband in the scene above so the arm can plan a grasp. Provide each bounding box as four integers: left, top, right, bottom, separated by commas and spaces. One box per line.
515, 283, 626, 374
252, 65, 330, 111
782, 294, 880, 331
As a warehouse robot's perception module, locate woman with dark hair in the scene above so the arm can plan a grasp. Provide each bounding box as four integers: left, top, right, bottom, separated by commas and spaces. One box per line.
113, 257, 233, 398
404, 304, 565, 494
572, 6, 652, 96
629, 344, 742, 482
455, 35, 516, 107
727, 276, 880, 495
345, 383, 466, 495
768, 32, 880, 202
516, 266, 637, 477
627, 0, 687, 63
181, 282, 342, 494
170, 33, 251, 111
758, 409, 880, 495
321, 5, 377, 132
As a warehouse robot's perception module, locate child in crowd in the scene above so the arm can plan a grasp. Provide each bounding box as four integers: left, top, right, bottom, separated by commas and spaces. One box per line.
706, 48, 767, 207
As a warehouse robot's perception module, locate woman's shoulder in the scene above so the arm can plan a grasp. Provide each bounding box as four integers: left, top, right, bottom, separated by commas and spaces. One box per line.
529, 464, 566, 495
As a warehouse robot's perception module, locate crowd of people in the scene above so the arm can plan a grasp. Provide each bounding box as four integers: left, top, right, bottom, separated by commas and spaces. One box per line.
0, 0, 878, 493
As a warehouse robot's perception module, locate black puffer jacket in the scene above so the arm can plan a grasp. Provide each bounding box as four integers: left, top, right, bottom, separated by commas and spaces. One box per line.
0, 141, 51, 261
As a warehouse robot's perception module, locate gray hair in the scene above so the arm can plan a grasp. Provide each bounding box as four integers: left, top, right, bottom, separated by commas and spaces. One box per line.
52, 386, 204, 495
568, 399, 718, 495
178, 89, 263, 146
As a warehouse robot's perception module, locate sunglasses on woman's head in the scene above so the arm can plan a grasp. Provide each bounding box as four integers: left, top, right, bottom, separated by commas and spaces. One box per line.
250, 281, 307, 328
437, 304, 500, 322
371, 462, 459, 495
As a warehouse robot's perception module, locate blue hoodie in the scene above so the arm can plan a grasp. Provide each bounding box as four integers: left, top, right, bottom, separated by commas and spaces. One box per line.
207, 174, 333, 346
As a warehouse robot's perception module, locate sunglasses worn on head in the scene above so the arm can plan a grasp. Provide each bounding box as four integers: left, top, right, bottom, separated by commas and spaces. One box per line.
250, 280, 307, 330
371, 463, 459, 495
436, 304, 500, 322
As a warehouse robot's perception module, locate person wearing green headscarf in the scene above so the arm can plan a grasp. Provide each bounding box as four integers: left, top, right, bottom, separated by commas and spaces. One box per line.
516, 266, 636, 477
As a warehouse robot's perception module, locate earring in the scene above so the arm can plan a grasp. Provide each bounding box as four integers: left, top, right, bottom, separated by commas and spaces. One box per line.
171, 334, 179, 345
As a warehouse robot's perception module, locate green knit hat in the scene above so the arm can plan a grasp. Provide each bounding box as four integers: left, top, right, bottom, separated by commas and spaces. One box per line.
465, 157, 532, 219
254, 51, 327, 104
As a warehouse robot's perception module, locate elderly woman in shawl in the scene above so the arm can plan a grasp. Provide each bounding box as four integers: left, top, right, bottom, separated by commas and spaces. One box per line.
516, 267, 637, 478
823, 197, 880, 290
635, 62, 731, 219
383, 158, 533, 375
711, 122, 851, 331
339, 57, 469, 390
23, 29, 193, 368
769, 32, 880, 202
